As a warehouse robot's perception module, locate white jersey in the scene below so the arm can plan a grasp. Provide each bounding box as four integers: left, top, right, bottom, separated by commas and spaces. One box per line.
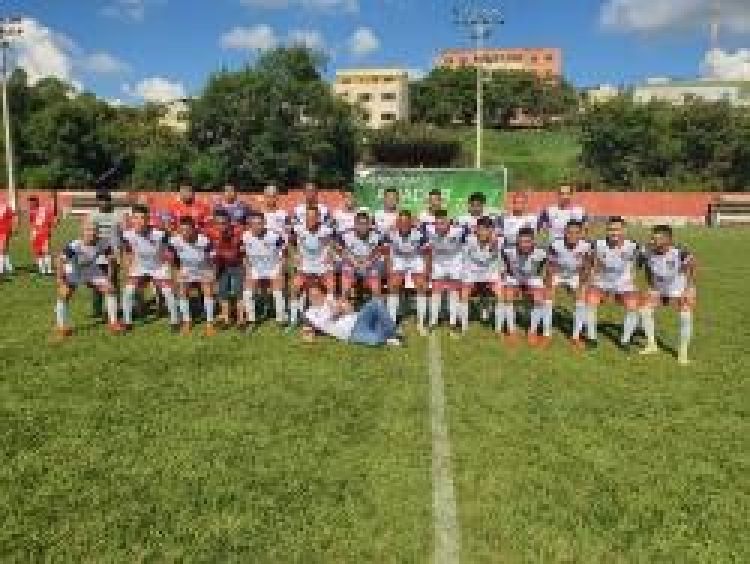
170, 234, 214, 281
502, 246, 547, 286
540, 205, 587, 241
373, 209, 398, 232
548, 239, 591, 279
62, 239, 111, 284
386, 228, 428, 274
462, 235, 501, 283
642, 245, 694, 297
242, 229, 286, 275
456, 213, 494, 233
591, 239, 640, 293
498, 213, 538, 247
293, 203, 330, 226
418, 210, 438, 228
122, 228, 170, 277
424, 225, 467, 270
333, 209, 356, 233
264, 209, 289, 234
339, 229, 384, 262
293, 224, 335, 274
305, 299, 358, 341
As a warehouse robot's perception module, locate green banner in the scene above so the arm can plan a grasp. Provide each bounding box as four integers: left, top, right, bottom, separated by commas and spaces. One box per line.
353, 167, 508, 217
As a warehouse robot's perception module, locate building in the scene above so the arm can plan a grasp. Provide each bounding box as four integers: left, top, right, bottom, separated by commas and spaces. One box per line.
158, 98, 191, 133
435, 47, 562, 80
633, 78, 750, 107
585, 84, 621, 104
333, 68, 410, 129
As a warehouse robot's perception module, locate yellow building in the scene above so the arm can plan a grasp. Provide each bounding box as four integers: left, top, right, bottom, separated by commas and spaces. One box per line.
333, 68, 410, 129
158, 98, 190, 133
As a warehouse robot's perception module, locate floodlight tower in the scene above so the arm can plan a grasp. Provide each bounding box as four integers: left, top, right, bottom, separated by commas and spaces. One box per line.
453, 2, 504, 170
710, 0, 721, 54
1, 17, 23, 210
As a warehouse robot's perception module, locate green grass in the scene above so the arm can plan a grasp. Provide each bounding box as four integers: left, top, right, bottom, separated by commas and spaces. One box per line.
1, 221, 749, 562
455, 127, 582, 189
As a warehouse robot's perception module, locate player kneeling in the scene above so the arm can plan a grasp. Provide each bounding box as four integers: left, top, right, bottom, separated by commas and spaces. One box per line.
639, 225, 697, 365
54, 221, 124, 339
459, 216, 503, 334
500, 227, 549, 345
242, 212, 288, 330
425, 210, 466, 336
170, 217, 218, 336
546, 220, 592, 350
337, 211, 386, 301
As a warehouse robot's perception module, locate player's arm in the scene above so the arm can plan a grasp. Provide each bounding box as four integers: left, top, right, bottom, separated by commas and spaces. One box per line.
544, 246, 557, 289
682, 249, 697, 288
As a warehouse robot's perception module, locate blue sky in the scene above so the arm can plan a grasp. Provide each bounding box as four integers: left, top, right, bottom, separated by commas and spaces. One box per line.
6, 0, 750, 103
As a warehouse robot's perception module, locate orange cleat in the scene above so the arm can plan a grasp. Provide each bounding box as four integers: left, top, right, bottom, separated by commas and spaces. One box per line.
570, 336, 586, 352
503, 332, 520, 346
53, 327, 73, 341
204, 323, 217, 337
180, 322, 192, 336
537, 336, 552, 349
107, 322, 126, 335
527, 333, 540, 347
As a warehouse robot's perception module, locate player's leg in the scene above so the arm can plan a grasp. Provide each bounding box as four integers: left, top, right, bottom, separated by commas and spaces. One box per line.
243, 276, 259, 325
448, 279, 461, 333
429, 279, 444, 329
571, 284, 588, 348
323, 272, 336, 302
54, 281, 74, 337
527, 286, 547, 344
176, 279, 192, 334
288, 274, 306, 328
387, 272, 404, 323
39, 238, 53, 275
202, 277, 217, 336
156, 280, 180, 331
585, 287, 603, 344
0, 234, 7, 277
677, 288, 696, 365
639, 290, 660, 355
121, 277, 141, 328
216, 268, 231, 326
93, 279, 124, 334
459, 283, 473, 333
492, 281, 505, 335
501, 284, 520, 338
340, 264, 356, 300
270, 271, 287, 324
413, 273, 428, 335
620, 291, 640, 347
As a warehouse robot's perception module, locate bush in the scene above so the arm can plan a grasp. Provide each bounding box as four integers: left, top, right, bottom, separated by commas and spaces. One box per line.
367, 123, 461, 168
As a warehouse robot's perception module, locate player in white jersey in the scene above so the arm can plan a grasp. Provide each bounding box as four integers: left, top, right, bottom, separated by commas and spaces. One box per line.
538, 185, 587, 242
337, 211, 386, 299
293, 182, 330, 226
121, 205, 180, 332
501, 227, 549, 345
459, 216, 503, 334
638, 225, 697, 365
169, 216, 217, 336
585, 216, 641, 349
456, 192, 491, 232
373, 188, 399, 232
498, 192, 538, 248
242, 212, 288, 328
54, 221, 124, 339
262, 184, 290, 235
385, 210, 429, 334
332, 192, 357, 233
424, 210, 466, 335
546, 220, 592, 348
418, 189, 444, 228
289, 206, 336, 328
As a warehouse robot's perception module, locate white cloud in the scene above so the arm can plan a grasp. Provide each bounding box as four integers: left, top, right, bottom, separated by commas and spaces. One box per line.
348, 27, 380, 56
124, 77, 186, 103
287, 29, 326, 51
601, 0, 750, 33
701, 48, 750, 79
101, 0, 163, 22
12, 18, 76, 85
407, 68, 426, 80
81, 52, 130, 75
240, 0, 358, 12
220, 24, 278, 51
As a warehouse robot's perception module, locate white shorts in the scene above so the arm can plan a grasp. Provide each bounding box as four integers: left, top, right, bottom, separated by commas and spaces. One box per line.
179, 268, 214, 285
298, 262, 332, 276
66, 270, 109, 289
552, 273, 580, 291
593, 276, 636, 295
504, 275, 544, 290
392, 255, 425, 275
130, 265, 171, 281
431, 261, 461, 282
247, 262, 283, 281
462, 269, 500, 285
651, 275, 687, 299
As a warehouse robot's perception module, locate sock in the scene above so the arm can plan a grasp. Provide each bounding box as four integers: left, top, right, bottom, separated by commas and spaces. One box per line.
542, 300, 553, 337
204, 296, 215, 323
37, 258, 44, 273
622, 310, 638, 344
4, 254, 11, 272
679, 310, 692, 350
586, 304, 598, 341
0, 254, 5, 275
179, 297, 191, 323
387, 294, 399, 322
161, 287, 179, 325
506, 303, 516, 333
243, 289, 256, 323
495, 301, 505, 332
416, 295, 427, 328
529, 304, 543, 335
460, 301, 470, 330
43, 255, 52, 274
641, 307, 656, 346
105, 294, 118, 325
430, 293, 441, 326
290, 298, 301, 325
449, 291, 460, 326
55, 299, 68, 328
273, 290, 286, 322
572, 302, 587, 339
122, 285, 136, 325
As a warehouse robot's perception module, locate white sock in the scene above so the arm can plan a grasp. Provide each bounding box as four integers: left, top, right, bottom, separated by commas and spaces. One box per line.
0, 254, 5, 275
290, 298, 301, 325
55, 299, 68, 328
641, 307, 656, 346
243, 289, 256, 323
586, 304, 598, 341
387, 294, 399, 322
37, 258, 44, 273
105, 294, 118, 325
43, 255, 53, 274
460, 301, 470, 330
3, 254, 11, 272
430, 293, 441, 326
179, 297, 191, 323
273, 290, 286, 322
449, 291, 460, 326
161, 287, 179, 325
204, 296, 215, 323
573, 302, 586, 339
529, 305, 543, 335
122, 285, 136, 325
506, 303, 516, 333
416, 295, 427, 327
679, 310, 692, 351
542, 300, 553, 337
622, 310, 638, 344
495, 301, 505, 332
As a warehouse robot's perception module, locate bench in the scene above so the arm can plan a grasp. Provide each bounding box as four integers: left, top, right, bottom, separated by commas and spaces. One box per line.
65, 191, 132, 217
708, 195, 750, 226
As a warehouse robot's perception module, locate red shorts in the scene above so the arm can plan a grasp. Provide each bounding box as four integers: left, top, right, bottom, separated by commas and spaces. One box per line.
31, 230, 51, 257
0, 232, 9, 253
293, 273, 331, 290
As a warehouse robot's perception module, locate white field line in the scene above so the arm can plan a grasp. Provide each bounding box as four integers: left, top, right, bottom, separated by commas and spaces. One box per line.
428, 333, 460, 564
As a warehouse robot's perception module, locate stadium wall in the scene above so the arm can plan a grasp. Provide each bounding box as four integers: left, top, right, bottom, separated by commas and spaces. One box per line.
0, 190, 732, 225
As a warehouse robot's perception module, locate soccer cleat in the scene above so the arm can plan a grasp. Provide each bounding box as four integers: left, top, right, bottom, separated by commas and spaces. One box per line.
107, 323, 125, 335
386, 337, 403, 347
678, 345, 691, 366
570, 336, 586, 352
503, 332, 520, 346
586, 339, 599, 350
180, 322, 192, 336
537, 336, 552, 349
169, 324, 181, 334
417, 324, 428, 337
527, 333, 540, 347
53, 326, 73, 341
449, 324, 462, 339
204, 323, 217, 337
283, 323, 298, 336
639, 343, 660, 356
618, 340, 634, 354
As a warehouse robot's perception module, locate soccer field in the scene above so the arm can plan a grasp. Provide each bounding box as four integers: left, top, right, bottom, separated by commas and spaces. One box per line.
1, 223, 748, 562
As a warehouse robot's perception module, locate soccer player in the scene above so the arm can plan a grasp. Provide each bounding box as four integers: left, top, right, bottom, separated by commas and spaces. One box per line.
293, 182, 330, 226
121, 205, 180, 331
0, 199, 17, 277
289, 206, 336, 329
89, 193, 126, 319
546, 220, 592, 348
54, 221, 123, 338
214, 184, 251, 226
385, 210, 429, 335
459, 216, 503, 334
501, 227, 549, 344
538, 185, 587, 242
457, 192, 489, 232
169, 216, 218, 336
424, 210, 466, 335
373, 187, 399, 232
207, 209, 244, 327
498, 192, 538, 248
332, 192, 357, 233
337, 211, 386, 300
263, 184, 290, 235
419, 189, 444, 228
242, 212, 288, 328
585, 216, 641, 350
639, 225, 697, 365
169, 184, 211, 230
28, 196, 57, 275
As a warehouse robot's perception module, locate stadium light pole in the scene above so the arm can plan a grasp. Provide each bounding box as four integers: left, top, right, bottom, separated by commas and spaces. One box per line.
453, 3, 503, 170
1, 17, 23, 211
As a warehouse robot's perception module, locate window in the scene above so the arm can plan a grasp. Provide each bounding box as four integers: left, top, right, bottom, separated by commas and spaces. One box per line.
381, 113, 397, 121
383, 77, 395, 83
381, 92, 397, 101
545, 54, 554, 62
340, 78, 352, 84
362, 112, 371, 122
530, 56, 538, 63
357, 93, 372, 102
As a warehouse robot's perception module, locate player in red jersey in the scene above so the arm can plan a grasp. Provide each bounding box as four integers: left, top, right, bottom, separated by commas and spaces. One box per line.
28, 196, 57, 275
168, 184, 210, 231
206, 209, 244, 327
0, 200, 17, 277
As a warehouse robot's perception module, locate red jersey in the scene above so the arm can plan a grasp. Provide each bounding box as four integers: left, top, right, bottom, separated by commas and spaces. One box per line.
0, 202, 15, 234
206, 225, 243, 268
29, 205, 56, 236
168, 198, 210, 229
